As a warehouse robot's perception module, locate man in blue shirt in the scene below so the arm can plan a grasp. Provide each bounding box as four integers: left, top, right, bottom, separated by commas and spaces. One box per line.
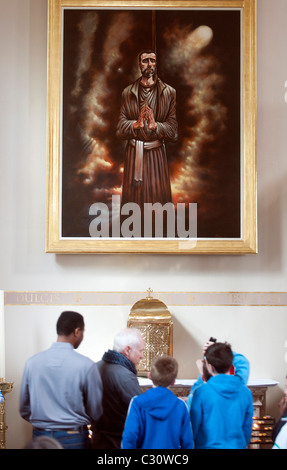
20, 311, 103, 449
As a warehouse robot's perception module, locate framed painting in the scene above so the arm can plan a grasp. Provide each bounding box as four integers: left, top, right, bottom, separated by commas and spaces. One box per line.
46, 0, 257, 254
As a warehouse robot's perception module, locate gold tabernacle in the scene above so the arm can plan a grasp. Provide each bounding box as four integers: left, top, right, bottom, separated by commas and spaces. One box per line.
127, 289, 173, 376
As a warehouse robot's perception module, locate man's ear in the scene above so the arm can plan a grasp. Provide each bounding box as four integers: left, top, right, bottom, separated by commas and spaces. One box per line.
206, 360, 215, 376
210, 365, 216, 375
122, 345, 131, 358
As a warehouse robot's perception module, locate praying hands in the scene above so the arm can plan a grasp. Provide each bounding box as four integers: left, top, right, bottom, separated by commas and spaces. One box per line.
133, 104, 157, 131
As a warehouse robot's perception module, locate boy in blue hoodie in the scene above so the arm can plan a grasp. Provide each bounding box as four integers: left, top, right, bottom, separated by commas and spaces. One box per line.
190, 342, 253, 449
122, 355, 194, 449
186, 339, 250, 411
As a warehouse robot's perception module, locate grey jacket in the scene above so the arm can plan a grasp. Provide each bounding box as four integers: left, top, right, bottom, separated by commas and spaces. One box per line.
92, 350, 142, 449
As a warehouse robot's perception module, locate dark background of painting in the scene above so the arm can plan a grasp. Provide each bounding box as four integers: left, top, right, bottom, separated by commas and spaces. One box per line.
61, 8, 241, 238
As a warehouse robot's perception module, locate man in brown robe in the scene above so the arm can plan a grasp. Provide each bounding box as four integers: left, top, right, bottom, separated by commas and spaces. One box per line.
116, 51, 178, 214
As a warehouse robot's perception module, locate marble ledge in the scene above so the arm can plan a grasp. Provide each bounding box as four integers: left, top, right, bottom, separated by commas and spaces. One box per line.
138, 378, 279, 388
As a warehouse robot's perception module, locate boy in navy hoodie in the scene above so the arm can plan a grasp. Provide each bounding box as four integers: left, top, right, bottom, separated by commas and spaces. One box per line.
121, 355, 194, 449
190, 342, 253, 449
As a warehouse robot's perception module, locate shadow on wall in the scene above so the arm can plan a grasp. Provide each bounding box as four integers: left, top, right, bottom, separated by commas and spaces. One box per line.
171, 315, 202, 379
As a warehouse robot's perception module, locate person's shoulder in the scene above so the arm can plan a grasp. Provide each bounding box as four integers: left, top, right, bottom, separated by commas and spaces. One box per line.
122, 83, 132, 94
240, 381, 253, 397
192, 380, 209, 399
122, 78, 140, 95
71, 349, 95, 368
130, 386, 156, 406
74, 349, 94, 361
174, 393, 190, 411
25, 347, 50, 363
158, 78, 176, 94
101, 361, 138, 381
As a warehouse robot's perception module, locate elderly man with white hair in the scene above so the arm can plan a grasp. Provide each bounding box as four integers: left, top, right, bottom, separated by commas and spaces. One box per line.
92, 328, 145, 449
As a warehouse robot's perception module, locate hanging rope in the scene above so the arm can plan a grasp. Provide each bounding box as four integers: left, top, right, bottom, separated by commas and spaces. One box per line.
152, 10, 156, 53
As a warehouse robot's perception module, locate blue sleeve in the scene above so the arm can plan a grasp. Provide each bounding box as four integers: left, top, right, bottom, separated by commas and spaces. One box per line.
85, 363, 103, 422
180, 404, 194, 449
233, 352, 250, 384
121, 398, 142, 449
190, 388, 203, 442
242, 391, 254, 446
186, 375, 203, 411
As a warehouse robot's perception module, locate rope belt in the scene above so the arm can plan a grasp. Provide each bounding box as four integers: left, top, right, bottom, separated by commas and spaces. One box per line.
129, 139, 162, 181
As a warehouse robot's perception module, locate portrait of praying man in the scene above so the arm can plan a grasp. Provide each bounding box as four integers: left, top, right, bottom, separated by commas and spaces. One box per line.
61, 9, 241, 239
116, 51, 178, 211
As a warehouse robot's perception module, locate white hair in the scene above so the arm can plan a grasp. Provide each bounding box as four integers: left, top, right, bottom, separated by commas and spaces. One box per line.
113, 328, 143, 353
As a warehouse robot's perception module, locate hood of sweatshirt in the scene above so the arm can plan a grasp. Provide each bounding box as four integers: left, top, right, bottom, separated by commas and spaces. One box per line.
138, 386, 180, 420
207, 374, 245, 399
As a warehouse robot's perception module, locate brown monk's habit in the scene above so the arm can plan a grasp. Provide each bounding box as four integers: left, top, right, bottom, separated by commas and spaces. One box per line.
116, 77, 178, 211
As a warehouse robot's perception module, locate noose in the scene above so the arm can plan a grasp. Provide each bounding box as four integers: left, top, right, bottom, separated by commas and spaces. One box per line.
152, 10, 156, 53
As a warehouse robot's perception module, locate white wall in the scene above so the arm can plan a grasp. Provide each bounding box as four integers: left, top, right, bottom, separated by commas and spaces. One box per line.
1, 0, 287, 449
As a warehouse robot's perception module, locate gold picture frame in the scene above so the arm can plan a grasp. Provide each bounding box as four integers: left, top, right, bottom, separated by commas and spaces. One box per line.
46, 0, 257, 254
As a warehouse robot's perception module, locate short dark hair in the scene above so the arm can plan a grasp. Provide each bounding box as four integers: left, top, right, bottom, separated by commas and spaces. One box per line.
150, 355, 178, 387
56, 311, 84, 336
138, 50, 157, 62
205, 342, 233, 374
